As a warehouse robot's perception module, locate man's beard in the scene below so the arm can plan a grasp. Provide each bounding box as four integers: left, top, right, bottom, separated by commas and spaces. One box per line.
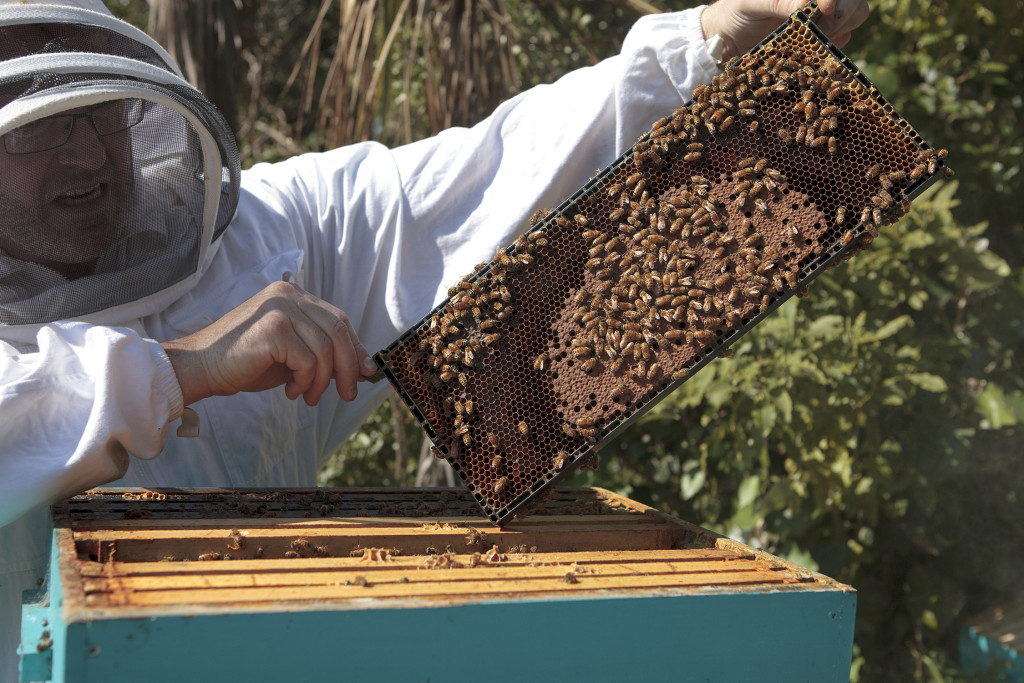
0, 160, 131, 274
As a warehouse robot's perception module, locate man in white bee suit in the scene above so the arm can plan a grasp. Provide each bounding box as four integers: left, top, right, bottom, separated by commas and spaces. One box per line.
0, 0, 867, 676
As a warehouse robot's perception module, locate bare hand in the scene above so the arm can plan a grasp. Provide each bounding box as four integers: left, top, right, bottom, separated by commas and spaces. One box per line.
701, 0, 870, 63
161, 281, 378, 407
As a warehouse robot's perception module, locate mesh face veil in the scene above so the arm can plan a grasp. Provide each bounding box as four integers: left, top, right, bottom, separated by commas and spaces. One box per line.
0, 2, 239, 334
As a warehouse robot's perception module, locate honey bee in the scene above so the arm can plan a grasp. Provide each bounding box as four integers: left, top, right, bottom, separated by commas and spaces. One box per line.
533, 352, 549, 371
493, 477, 509, 495
835, 205, 847, 226
581, 357, 598, 374
572, 345, 593, 359
646, 362, 662, 380
841, 230, 855, 246
561, 422, 577, 437
488, 433, 501, 449
458, 373, 469, 388
491, 454, 503, 469
517, 421, 530, 436
462, 432, 473, 447
551, 451, 570, 471
865, 163, 882, 180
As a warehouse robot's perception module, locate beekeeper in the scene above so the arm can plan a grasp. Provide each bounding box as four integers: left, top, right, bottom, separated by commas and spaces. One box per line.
0, 0, 868, 676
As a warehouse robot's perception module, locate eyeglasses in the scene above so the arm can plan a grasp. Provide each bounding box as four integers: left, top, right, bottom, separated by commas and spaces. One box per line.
2, 98, 146, 155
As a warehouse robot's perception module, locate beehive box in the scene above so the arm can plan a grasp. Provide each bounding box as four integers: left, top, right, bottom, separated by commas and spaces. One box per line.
373, 2, 951, 525
960, 599, 1024, 681
22, 487, 856, 682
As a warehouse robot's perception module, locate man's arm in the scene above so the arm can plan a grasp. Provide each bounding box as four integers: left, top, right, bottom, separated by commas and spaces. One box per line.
161, 280, 378, 408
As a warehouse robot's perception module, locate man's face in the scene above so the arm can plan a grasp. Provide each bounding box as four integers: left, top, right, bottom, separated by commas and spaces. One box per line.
0, 104, 133, 276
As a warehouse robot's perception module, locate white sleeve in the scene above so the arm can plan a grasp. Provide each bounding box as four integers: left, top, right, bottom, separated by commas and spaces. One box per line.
0, 322, 183, 528
242, 7, 717, 330
382, 7, 719, 324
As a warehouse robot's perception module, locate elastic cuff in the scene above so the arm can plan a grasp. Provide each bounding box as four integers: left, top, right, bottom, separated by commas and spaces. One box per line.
689, 5, 722, 76
148, 339, 184, 422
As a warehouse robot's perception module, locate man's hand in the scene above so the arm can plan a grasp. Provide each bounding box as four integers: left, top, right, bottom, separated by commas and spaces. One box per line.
701, 0, 870, 63
161, 281, 378, 407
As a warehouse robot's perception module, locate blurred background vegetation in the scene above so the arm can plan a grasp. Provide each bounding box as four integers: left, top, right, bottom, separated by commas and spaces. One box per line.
112, 0, 1023, 679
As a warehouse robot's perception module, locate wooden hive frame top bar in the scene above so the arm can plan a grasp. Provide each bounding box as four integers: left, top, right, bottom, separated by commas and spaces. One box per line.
53, 487, 852, 620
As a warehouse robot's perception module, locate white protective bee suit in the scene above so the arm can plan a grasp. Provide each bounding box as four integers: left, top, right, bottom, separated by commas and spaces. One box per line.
0, 0, 719, 677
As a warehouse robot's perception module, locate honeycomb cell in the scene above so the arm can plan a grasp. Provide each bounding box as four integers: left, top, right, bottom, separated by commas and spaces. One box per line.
375, 4, 950, 526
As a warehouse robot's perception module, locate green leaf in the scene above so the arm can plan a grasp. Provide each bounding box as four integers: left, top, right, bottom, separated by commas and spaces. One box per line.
906, 373, 949, 393
680, 468, 706, 500
860, 315, 913, 343
974, 383, 1021, 428
737, 474, 760, 509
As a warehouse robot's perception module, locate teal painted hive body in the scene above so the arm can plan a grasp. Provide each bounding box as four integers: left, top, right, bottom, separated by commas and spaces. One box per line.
22, 487, 856, 682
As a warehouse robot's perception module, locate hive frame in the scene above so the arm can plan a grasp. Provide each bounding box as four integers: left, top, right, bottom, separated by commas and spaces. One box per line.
373, 2, 950, 526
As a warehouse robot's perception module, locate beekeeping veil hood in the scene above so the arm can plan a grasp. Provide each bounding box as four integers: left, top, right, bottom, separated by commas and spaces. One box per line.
0, 0, 239, 341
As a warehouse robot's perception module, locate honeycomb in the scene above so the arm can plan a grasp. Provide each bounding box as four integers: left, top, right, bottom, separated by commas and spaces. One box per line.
374, 4, 951, 525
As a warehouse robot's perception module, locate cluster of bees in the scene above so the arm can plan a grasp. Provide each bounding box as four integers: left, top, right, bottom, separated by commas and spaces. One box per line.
387, 23, 949, 522
415, 229, 553, 467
